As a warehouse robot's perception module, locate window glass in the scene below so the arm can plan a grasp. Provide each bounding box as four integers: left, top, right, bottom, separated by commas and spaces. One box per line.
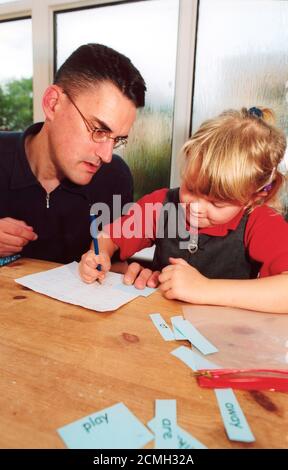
193, 0, 288, 139
0, 17, 33, 130
193, 0, 288, 208
56, 0, 179, 199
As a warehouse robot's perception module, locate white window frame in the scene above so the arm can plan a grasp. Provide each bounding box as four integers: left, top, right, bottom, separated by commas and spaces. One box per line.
0, 0, 198, 187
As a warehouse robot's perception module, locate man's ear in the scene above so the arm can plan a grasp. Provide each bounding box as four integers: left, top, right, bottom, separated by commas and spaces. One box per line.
42, 85, 62, 121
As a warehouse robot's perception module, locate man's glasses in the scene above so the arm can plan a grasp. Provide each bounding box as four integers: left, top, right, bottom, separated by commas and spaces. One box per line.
64, 91, 128, 149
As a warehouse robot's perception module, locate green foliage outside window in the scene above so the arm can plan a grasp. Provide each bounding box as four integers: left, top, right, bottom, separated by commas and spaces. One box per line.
0, 77, 33, 131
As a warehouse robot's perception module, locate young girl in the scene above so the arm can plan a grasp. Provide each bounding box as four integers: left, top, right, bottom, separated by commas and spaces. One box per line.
79, 107, 288, 313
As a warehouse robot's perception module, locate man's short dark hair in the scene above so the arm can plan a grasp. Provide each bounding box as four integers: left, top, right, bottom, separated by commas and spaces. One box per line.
54, 43, 146, 107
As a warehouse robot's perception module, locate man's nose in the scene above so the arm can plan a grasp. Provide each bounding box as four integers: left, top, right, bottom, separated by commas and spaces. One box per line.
95, 140, 114, 163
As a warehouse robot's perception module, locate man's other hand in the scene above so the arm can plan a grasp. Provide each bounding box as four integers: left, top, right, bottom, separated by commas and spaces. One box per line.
0, 217, 38, 256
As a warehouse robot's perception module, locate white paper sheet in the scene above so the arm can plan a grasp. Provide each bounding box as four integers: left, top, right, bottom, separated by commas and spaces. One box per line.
15, 262, 155, 312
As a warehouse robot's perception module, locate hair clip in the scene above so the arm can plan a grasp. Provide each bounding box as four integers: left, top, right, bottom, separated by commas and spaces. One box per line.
261, 182, 273, 192
248, 106, 263, 118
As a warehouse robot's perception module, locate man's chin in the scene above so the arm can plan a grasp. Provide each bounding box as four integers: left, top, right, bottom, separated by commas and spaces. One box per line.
69, 172, 96, 186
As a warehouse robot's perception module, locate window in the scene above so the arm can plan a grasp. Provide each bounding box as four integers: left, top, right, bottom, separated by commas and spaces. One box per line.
192, 0, 288, 139
55, 0, 179, 199
0, 16, 33, 130
192, 0, 288, 207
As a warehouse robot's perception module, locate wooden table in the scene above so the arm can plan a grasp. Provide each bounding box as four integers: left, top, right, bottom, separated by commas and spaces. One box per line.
0, 258, 287, 449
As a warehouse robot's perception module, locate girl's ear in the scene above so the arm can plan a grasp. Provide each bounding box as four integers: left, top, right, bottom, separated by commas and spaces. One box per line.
254, 190, 270, 199
42, 85, 62, 121
246, 191, 269, 208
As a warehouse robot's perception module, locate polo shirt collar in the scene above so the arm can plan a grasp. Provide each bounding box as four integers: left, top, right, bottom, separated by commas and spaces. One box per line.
61, 177, 90, 197
10, 122, 43, 190
199, 208, 245, 236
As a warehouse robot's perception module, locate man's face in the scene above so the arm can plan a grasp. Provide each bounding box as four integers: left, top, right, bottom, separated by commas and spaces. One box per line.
48, 81, 137, 185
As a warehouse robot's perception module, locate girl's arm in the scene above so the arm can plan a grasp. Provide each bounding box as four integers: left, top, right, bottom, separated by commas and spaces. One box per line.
204, 272, 288, 313
98, 231, 118, 258
79, 232, 160, 288
159, 258, 288, 313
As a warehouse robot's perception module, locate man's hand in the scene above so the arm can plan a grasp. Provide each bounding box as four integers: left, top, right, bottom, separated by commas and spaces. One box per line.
0, 217, 38, 256
123, 262, 160, 289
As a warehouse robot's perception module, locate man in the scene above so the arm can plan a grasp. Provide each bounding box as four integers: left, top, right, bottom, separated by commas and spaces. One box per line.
0, 43, 157, 288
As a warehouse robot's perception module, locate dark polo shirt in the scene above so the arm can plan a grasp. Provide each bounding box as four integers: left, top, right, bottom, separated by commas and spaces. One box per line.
0, 123, 133, 263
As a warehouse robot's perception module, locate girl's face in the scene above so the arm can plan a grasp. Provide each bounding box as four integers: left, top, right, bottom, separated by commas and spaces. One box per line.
179, 182, 244, 229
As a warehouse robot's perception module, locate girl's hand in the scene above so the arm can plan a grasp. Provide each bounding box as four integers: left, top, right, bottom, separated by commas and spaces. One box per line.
79, 250, 111, 283
158, 257, 210, 304
123, 262, 160, 289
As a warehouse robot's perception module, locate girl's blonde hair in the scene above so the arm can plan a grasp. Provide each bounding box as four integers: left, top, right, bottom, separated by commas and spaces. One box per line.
181, 107, 287, 212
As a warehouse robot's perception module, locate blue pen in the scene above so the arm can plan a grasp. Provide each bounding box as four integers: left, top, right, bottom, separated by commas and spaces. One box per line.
89, 214, 101, 271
